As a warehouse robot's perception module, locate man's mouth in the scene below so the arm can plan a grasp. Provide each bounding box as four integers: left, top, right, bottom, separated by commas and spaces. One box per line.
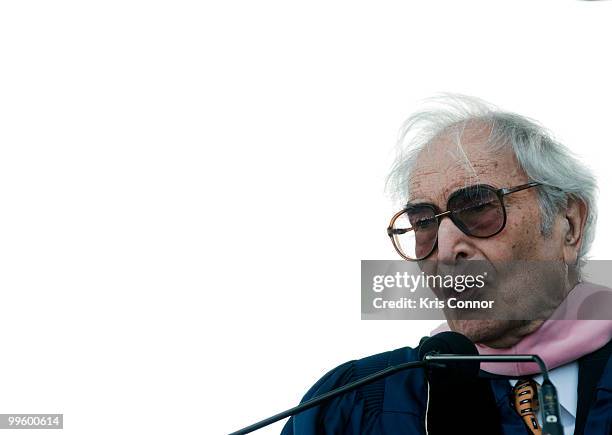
443, 284, 480, 300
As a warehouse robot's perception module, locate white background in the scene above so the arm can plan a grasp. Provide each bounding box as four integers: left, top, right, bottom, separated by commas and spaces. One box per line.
0, 1, 611, 434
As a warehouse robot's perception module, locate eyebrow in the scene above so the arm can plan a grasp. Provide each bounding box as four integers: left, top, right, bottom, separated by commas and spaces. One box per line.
404, 200, 438, 209
405, 183, 502, 209
406, 184, 462, 208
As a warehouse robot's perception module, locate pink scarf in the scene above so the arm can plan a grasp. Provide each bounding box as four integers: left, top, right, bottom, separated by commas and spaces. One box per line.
431, 281, 612, 376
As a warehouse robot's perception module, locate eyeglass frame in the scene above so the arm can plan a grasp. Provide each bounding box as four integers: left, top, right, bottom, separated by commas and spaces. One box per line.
386, 181, 542, 261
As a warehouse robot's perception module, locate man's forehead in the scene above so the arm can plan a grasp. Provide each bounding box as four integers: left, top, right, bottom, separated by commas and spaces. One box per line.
407, 134, 523, 203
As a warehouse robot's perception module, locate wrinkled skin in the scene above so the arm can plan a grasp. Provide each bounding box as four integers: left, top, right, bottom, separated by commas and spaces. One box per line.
408, 123, 587, 348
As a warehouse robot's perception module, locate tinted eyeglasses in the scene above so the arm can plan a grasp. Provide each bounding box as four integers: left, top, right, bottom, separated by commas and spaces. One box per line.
387, 182, 541, 261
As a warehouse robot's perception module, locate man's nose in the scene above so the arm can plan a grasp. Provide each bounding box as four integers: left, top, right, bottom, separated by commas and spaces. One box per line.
435, 215, 476, 264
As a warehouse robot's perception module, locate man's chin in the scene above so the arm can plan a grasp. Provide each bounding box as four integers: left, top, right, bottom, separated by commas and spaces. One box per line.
447, 319, 528, 348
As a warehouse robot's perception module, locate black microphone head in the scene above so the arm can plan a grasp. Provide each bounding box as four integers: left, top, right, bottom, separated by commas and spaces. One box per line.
418, 331, 480, 382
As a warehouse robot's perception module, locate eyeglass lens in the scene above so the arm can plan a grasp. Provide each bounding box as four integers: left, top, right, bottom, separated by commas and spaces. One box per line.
391, 185, 504, 260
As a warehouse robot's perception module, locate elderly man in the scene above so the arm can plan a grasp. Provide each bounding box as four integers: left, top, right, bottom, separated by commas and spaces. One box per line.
281, 96, 612, 435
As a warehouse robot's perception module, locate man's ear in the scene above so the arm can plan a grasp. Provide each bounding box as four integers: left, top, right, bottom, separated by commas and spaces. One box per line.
563, 196, 588, 265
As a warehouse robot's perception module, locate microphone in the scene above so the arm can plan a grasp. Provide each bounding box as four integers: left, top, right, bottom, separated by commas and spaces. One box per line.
229, 332, 564, 435
418, 331, 480, 381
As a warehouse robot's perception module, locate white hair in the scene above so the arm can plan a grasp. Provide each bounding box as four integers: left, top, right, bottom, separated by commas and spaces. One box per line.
386, 94, 598, 268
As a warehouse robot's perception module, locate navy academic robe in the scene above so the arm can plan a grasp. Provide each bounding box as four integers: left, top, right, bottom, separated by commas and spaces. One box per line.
281, 342, 612, 434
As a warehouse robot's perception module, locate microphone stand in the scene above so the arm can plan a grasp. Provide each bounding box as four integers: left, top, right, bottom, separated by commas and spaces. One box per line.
423, 353, 548, 375
229, 354, 563, 435
228, 360, 429, 435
